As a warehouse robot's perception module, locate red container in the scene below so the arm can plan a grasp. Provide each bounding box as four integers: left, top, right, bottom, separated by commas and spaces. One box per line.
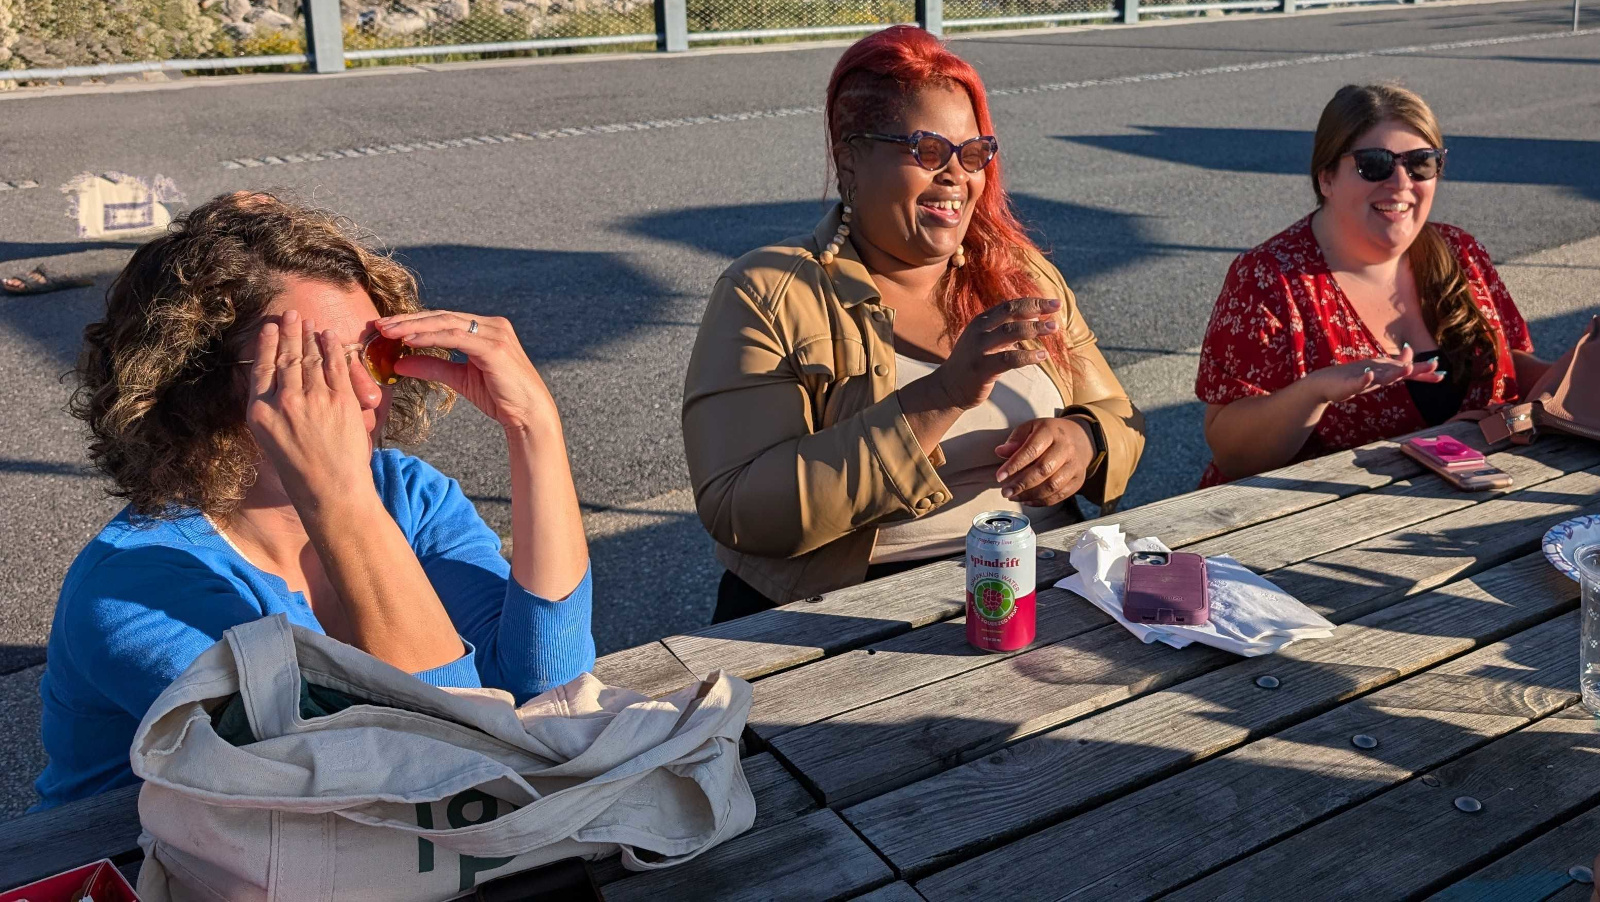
1, 859, 140, 902
965, 511, 1037, 652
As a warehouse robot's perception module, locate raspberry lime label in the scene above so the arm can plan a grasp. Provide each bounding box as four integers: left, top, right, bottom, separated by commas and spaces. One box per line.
972, 577, 1015, 622
966, 511, 1037, 652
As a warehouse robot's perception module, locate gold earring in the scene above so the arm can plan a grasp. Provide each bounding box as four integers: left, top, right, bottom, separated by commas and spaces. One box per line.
820, 196, 853, 266
952, 244, 966, 268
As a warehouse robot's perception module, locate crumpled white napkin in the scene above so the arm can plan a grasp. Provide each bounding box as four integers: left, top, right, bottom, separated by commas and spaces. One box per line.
1056, 525, 1335, 656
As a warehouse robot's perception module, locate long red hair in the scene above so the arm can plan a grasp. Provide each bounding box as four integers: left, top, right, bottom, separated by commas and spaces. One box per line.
825, 26, 1067, 366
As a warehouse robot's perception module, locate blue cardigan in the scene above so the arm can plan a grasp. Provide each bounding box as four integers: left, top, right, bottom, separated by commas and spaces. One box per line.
34, 449, 595, 810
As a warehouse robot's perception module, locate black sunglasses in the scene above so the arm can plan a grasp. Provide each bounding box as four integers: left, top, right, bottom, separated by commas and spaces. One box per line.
1344, 147, 1447, 183
848, 130, 999, 173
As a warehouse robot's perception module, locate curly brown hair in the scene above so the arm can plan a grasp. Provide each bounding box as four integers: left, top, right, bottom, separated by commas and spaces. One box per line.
71, 191, 454, 519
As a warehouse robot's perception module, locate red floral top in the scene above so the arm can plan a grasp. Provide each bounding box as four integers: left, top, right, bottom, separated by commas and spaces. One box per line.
1195, 216, 1532, 487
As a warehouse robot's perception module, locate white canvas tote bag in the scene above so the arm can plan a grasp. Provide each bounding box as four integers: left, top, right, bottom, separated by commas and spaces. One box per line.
131, 614, 754, 902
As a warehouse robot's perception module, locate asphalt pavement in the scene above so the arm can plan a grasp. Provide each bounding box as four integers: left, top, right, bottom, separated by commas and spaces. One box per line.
0, 0, 1597, 816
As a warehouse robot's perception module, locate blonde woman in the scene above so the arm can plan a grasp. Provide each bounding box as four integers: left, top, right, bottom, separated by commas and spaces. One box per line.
1197, 84, 1549, 484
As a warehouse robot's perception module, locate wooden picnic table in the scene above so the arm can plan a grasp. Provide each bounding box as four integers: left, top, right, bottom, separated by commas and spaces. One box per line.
5, 419, 1600, 901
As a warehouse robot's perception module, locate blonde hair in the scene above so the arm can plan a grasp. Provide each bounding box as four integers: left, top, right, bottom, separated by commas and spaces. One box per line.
1311, 84, 1500, 385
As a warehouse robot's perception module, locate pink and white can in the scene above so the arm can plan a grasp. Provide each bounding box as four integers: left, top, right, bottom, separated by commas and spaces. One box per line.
966, 511, 1037, 652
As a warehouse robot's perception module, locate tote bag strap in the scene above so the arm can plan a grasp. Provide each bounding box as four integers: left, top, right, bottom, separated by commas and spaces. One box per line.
225, 614, 307, 741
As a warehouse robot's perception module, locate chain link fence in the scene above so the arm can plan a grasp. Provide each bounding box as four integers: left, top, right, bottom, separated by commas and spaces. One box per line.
339, 0, 656, 64
4, 0, 1535, 83
945, 0, 1114, 28
1, 0, 309, 79
684, 0, 913, 43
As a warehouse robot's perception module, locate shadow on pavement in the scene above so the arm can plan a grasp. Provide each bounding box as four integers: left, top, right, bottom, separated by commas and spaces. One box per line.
1056, 128, 1600, 202
623, 193, 1244, 302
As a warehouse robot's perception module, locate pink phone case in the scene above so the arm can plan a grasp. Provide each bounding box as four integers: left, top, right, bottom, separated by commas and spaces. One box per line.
1123, 552, 1210, 626
1407, 435, 1486, 470
1402, 436, 1513, 491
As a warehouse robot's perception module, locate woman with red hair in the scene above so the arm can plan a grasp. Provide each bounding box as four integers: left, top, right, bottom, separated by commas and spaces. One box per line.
682, 26, 1144, 620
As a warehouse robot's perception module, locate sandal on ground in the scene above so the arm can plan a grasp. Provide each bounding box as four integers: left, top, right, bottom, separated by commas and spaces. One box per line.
1, 267, 93, 296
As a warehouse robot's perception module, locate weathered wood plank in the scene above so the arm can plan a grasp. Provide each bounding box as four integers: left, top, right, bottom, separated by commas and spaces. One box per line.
1184, 436, 1600, 574
914, 610, 1580, 901
603, 809, 893, 902
750, 439, 1595, 746
739, 749, 820, 834
773, 620, 1232, 807
1268, 466, 1600, 622
851, 882, 926, 902
1427, 803, 1600, 901
591, 750, 818, 885
591, 641, 697, 698
1163, 708, 1600, 902
783, 467, 1600, 813
1545, 883, 1598, 902
749, 586, 1111, 742
0, 783, 142, 889
844, 551, 1582, 877
662, 424, 1479, 682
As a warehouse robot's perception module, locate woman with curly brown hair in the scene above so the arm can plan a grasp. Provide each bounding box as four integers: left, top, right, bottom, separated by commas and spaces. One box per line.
35, 191, 594, 809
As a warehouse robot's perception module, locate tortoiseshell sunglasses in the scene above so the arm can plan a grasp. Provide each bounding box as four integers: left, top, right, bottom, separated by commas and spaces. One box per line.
848, 131, 999, 173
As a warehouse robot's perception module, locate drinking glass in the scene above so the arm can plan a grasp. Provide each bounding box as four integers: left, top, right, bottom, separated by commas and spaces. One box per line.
1580, 544, 1600, 715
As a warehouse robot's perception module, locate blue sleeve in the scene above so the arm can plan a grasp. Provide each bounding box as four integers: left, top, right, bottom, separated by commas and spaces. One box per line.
60, 546, 265, 720
63, 544, 495, 718
398, 459, 596, 703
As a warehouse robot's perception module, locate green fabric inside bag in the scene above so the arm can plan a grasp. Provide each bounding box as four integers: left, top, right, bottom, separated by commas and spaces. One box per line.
211, 678, 372, 746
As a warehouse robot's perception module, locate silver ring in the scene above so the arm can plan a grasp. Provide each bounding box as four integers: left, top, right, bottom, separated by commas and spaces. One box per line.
467, 319, 479, 335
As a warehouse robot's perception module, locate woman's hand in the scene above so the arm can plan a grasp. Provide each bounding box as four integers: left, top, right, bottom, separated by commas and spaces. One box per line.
1307, 344, 1444, 405
994, 416, 1096, 506
927, 297, 1061, 411
376, 311, 559, 434
245, 310, 377, 508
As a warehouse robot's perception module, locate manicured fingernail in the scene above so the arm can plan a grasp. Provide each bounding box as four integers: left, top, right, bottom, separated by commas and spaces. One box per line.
1402, 341, 1410, 349
1044, 299, 1061, 310
1363, 366, 1373, 374
1035, 350, 1049, 360
1435, 370, 1448, 377
1042, 321, 1059, 332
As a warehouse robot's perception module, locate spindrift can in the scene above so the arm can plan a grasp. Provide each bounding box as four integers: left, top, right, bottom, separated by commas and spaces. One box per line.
966, 511, 1037, 652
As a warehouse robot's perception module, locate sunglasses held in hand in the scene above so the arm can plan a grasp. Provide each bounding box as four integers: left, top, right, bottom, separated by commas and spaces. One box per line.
238, 332, 411, 385
1343, 147, 1447, 182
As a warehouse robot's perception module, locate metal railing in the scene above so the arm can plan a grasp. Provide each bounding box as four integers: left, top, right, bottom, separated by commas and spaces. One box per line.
0, 0, 1578, 84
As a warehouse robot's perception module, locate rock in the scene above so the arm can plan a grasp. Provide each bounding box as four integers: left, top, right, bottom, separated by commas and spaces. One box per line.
436, 0, 469, 21
223, 20, 255, 40
220, 0, 250, 22
385, 11, 428, 33
245, 7, 295, 30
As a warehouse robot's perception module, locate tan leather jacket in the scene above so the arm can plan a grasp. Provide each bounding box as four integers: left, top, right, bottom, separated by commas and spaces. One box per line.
682, 206, 1145, 604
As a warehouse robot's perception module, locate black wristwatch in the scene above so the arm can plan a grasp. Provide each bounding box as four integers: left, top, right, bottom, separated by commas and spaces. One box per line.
1065, 410, 1107, 479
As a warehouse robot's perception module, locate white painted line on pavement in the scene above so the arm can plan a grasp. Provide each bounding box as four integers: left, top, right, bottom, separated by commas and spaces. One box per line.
988, 27, 1600, 96
217, 26, 1599, 171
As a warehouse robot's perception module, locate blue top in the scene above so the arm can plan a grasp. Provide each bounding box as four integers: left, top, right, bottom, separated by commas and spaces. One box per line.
34, 449, 595, 810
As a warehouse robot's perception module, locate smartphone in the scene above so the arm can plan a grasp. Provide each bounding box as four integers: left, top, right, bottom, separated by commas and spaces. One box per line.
1123, 551, 1210, 626
1402, 435, 1512, 491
